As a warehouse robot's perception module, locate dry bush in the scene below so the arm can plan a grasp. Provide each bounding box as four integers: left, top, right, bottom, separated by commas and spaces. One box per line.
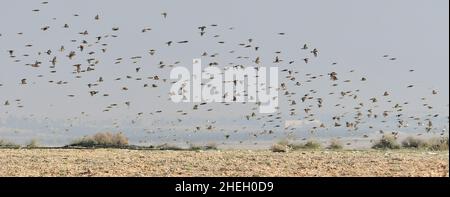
427, 137, 449, 151
402, 136, 428, 149
372, 134, 400, 150
189, 143, 218, 151
0, 139, 20, 149
71, 132, 129, 148
301, 140, 322, 150
402, 136, 449, 151
328, 138, 344, 150
204, 142, 218, 150
271, 139, 322, 152
26, 139, 39, 148
271, 143, 289, 153
156, 143, 183, 150
287, 143, 304, 150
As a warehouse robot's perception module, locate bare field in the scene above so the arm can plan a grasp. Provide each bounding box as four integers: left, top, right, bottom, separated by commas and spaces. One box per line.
0, 149, 448, 177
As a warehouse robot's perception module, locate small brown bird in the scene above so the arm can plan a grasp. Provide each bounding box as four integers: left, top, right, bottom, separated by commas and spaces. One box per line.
73, 64, 81, 73
329, 72, 338, 81
67, 51, 76, 59
255, 57, 260, 64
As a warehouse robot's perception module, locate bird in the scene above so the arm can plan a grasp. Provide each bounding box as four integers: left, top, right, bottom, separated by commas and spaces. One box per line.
50, 56, 57, 66
198, 26, 206, 32
302, 44, 308, 50
67, 51, 76, 59
142, 27, 152, 33
73, 64, 81, 73
41, 26, 50, 31
311, 48, 318, 57
255, 57, 260, 64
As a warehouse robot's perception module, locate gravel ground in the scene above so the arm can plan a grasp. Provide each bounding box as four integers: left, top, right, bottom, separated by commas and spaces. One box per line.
0, 149, 448, 177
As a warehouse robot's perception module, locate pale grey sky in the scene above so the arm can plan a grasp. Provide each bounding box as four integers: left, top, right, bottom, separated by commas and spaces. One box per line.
0, 0, 448, 147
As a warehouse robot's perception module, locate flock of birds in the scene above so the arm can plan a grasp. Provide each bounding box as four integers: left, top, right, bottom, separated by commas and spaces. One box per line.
0, 1, 448, 147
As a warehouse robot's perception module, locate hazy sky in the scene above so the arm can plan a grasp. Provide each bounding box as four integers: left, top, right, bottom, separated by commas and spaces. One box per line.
0, 0, 448, 146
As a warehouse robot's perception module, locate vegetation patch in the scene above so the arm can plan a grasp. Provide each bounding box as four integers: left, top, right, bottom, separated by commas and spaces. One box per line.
372, 134, 401, 150
328, 139, 344, 150
271, 139, 323, 152
0, 139, 20, 149
402, 136, 449, 151
69, 132, 129, 148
